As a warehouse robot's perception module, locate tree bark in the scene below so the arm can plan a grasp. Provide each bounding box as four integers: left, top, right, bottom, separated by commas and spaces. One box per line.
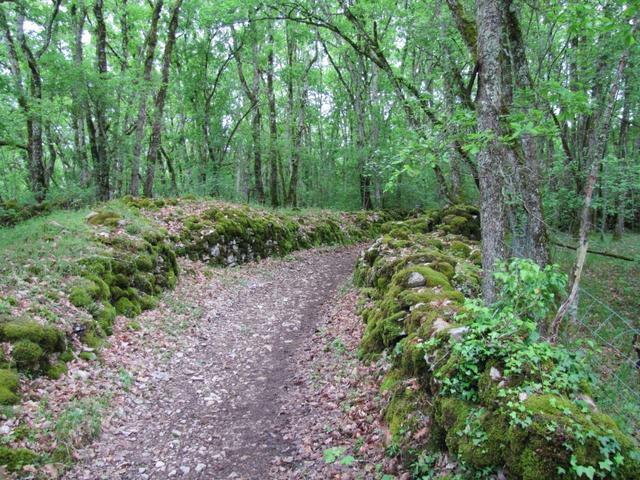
234, 22, 265, 203
143, 0, 183, 197
266, 32, 279, 207
93, 0, 110, 201
287, 40, 318, 207
475, 0, 509, 303
1, 5, 60, 203
504, 1, 549, 267
130, 0, 163, 195
71, 1, 90, 187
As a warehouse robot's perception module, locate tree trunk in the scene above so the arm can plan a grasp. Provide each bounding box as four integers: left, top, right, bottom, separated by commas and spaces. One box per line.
475, 0, 509, 303
614, 75, 631, 240
287, 41, 318, 207
143, 0, 183, 197
93, 0, 110, 201
12, 14, 48, 202
266, 32, 279, 207
71, 1, 90, 187
505, 1, 549, 267
130, 0, 163, 196
233, 22, 265, 203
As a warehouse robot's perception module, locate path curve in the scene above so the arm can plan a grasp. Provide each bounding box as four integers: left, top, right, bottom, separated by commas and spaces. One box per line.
66, 246, 360, 480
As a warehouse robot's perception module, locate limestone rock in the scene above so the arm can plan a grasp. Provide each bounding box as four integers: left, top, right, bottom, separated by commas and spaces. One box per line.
448, 326, 469, 341
406, 272, 426, 288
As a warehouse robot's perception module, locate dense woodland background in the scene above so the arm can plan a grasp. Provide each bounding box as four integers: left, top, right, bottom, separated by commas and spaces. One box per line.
0, 0, 637, 222
0, 0, 639, 296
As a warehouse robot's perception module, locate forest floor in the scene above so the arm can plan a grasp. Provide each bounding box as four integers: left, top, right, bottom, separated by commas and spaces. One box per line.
61, 245, 403, 480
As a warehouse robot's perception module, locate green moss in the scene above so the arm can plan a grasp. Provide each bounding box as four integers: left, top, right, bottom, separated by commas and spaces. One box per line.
449, 240, 471, 258
127, 321, 141, 331
503, 394, 640, 479
133, 272, 154, 294
58, 348, 74, 363
393, 266, 451, 290
139, 294, 158, 311
114, 297, 141, 318
69, 286, 93, 308
0, 369, 19, 391
0, 387, 19, 405
84, 275, 110, 300
397, 336, 431, 378
135, 254, 155, 272
11, 340, 44, 371
81, 322, 104, 349
380, 370, 403, 393
86, 210, 122, 227
1, 320, 65, 353
95, 303, 117, 335
166, 270, 177, 289
46, 362, 68, 380
384, 386, 430, 446
457, 411, 507, 469
430, 397, 469, 454
79, 351, 97, 361
0, 446, 38, 471
431, 261, 455, 279
477, 363, 501, 405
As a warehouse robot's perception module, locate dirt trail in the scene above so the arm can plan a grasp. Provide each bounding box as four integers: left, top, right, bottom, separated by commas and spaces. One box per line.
66, 246, 360, 480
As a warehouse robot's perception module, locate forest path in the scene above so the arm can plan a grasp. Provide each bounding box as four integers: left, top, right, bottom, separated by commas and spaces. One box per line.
65, 246, 360, 480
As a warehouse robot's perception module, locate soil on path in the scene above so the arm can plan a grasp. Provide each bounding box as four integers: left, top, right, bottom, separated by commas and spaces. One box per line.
66, 246, 362, 480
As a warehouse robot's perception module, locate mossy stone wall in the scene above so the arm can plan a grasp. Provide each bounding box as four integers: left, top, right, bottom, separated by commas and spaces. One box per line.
355, 205, 640, 478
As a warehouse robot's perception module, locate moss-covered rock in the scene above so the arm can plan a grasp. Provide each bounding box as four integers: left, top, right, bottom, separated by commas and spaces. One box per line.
11, 340, 44, 371
45, 361, 68, 380
0, 369, 19, 405
0, 446, 38, 471
0, 368, 19, 391
68, 229, 180, 346
0, 386, 18, 405
86, 210, 122, 227
69, 286, 93, 308
1, 320, 65, 353
95, 303, 117, 335
114, 297, 141, 318
503, 395, 640, 479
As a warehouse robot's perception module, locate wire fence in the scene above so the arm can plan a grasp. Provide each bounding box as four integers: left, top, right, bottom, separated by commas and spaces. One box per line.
560, 286, 640, 439
496, 226, 640, 438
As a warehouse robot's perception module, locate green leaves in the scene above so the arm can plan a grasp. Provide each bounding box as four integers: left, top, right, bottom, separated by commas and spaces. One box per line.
322, 446, 356, 466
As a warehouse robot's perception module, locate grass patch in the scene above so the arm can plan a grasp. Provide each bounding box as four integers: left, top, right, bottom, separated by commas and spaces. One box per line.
0, 208, 98, 288
0, 199, 158, 293
51, 396, 109, 464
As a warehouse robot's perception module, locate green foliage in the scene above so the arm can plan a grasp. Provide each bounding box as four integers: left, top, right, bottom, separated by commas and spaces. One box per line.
322, 446, 356, 466
493, 259, 567, 328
